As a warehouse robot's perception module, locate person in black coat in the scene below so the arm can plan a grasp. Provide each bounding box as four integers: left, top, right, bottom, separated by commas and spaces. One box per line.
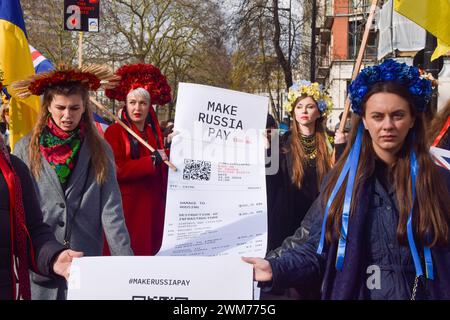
245, 60, 450, 299
266, 81, 334, 254
264, 82, 336, 299
0, 134, 82, 299
264, 113, 278, 217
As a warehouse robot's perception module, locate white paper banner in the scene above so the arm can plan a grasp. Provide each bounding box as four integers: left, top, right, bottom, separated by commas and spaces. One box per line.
67, 256, 253, 300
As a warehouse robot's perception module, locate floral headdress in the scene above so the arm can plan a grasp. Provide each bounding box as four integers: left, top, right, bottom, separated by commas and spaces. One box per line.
317, 59, 436, 283
283, 80, 333, 116
105, 63, 171, 106
10, 64, 119, 98
348, 59, 433, 115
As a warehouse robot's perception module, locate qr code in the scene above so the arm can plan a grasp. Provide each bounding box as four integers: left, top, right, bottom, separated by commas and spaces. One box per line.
183, 159, 211, 181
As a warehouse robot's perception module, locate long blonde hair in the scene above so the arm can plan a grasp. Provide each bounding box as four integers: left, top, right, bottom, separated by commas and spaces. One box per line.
29, 84, 109, 184
285, 95, 332, 189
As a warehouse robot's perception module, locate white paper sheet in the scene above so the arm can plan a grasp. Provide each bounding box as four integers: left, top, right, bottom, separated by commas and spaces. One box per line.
158, 83, 269, 258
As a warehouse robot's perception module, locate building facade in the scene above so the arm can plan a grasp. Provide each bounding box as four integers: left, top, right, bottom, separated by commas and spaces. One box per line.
316, 0, 450, 131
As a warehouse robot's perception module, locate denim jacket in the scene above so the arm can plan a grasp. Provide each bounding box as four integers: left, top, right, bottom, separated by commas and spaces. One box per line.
267, 163, 450, 299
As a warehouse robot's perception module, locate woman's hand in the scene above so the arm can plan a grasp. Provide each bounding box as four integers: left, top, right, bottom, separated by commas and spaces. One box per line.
52, 249, 83, 281
334, 129, 348, 144
241, 257, 273, 282
157, 149, 168, 161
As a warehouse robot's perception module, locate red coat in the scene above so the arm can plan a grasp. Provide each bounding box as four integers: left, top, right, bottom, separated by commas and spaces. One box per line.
104, 123, 167, 255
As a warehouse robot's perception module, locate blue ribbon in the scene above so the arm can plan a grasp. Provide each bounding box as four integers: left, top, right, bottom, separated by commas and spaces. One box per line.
335, 124, 364, 270
424, 247, 433, 279
407, 151, 434, 279
318, 124, 434, 279
317, 123, 364, 255
1, 87, 11, 99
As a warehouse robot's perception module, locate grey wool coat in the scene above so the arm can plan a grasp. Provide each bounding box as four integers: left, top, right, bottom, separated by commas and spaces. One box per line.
14, 135, 133, 300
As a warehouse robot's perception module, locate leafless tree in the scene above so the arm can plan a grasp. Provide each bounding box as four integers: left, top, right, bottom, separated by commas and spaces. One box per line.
84, 0, 231, 118
22, 0, 232, 120
22, 0, 78, 64
230, 0, 311, 121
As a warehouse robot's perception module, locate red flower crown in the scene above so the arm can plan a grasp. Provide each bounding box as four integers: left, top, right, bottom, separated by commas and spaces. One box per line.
11, 64, 119, 99
105, 63, 171, 106
28, 70, 101, 96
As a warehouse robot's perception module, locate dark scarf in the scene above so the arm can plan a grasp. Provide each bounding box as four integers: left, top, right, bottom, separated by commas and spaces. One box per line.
320, 174, 450, 299
39, 117, 85, 185
0, 135, 37, 299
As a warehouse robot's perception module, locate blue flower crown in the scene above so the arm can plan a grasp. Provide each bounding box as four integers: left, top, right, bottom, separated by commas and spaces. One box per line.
284, 80, 333, 116
348, 59, 433, 115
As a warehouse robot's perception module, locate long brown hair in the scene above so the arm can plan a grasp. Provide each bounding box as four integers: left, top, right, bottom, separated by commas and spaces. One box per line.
322, 82, 450, 247
29, 84, 109, 184
428, 99, 450, 147
286, 95, 332, 189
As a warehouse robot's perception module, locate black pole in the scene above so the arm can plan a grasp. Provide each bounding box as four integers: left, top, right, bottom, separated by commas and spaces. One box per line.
423, 31, 439, 118
310, 0, 317, 82
288, 0, 292, 68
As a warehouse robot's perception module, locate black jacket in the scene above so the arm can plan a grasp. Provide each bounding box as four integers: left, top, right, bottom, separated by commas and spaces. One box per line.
0, 155, 65, 299
266, 132, 320, 252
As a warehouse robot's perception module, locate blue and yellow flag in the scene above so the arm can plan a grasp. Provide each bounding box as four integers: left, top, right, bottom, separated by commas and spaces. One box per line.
394, 0, 450, 61
0, 0, 40, 151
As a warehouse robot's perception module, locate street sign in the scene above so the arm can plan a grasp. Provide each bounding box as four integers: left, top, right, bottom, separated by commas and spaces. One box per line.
64, 0, 100, 32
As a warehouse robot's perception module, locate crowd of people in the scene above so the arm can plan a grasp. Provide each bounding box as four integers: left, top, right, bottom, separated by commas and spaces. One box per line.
246, 59, 450, 300
0, 58, 449, 300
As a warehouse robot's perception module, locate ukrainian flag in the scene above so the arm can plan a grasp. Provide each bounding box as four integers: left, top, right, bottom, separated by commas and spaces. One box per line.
394, 0, 450, 61
0, 0, 40, 151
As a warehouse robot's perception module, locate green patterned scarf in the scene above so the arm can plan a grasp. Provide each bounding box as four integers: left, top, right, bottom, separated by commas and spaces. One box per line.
39, 117, 85, 185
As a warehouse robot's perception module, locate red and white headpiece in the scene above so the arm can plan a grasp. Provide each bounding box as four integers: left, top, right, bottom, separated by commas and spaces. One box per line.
105, 63, 171, 105
11, 64, 119, 98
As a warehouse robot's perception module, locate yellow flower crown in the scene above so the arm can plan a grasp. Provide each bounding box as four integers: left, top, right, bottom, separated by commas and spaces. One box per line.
283, 80, 333, 117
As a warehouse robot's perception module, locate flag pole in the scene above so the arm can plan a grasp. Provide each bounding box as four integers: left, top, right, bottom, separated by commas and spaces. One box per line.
423, 32, 439, 118
89, 97, 177, 171
78, 31, 83, 68
338, 0, 378, 132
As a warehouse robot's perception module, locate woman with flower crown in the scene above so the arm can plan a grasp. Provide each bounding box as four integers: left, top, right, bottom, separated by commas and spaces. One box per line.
103, 64, 171, 256
11, 65, 133, 300
264, 81, 336, 299
267, 81, 334, 252
0, 70, 83, 300
244, 59, 450, 299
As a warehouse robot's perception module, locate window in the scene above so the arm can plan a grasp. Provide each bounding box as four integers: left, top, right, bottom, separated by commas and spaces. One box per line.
348, 20, 377, 60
